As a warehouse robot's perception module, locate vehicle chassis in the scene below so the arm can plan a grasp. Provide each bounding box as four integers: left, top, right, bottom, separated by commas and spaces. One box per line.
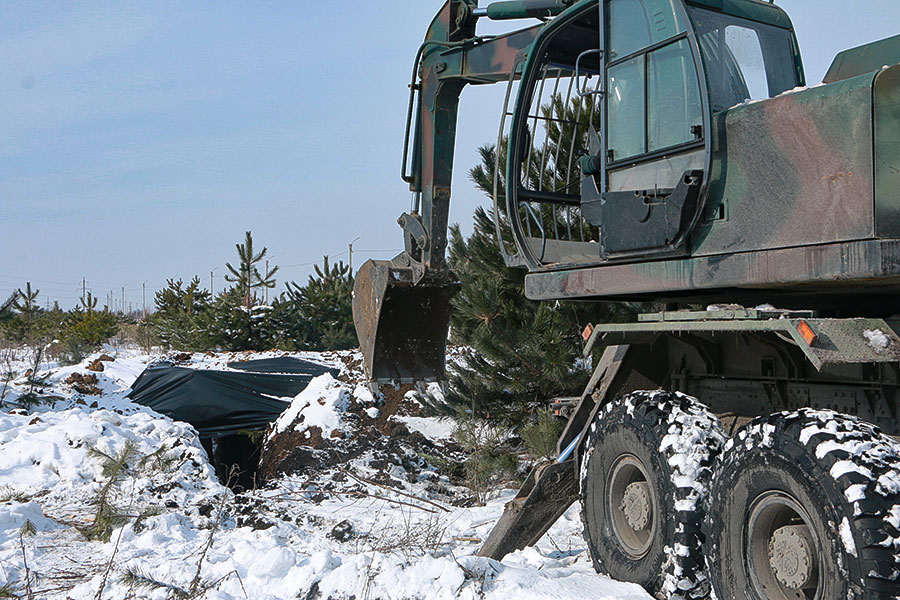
479, 307, 900, 559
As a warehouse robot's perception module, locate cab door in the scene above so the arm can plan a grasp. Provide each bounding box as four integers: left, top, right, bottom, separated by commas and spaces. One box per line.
581, 0, 709, 257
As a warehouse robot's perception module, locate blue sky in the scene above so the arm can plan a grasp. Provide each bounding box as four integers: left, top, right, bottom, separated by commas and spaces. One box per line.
1, 1, 897, 310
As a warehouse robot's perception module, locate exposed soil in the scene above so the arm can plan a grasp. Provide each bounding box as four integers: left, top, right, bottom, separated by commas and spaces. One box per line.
64, 372, 102, 395
257, 373, 467, 503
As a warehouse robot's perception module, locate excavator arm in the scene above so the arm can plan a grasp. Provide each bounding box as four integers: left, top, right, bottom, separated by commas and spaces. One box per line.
353, 1, 568, 385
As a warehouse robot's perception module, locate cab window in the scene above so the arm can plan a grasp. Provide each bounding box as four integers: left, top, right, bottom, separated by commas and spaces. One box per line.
606, 0, 702, 162
688, 6, 800, 112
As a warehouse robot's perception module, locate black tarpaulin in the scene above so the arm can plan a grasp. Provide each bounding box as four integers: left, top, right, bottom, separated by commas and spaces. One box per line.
128, 356, 338, 438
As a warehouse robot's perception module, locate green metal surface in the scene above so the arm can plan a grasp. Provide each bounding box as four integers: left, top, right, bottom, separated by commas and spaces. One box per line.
524, 239, 900, 312
482, 0, 571, 20
825, 33, 900, 85
683, 0, 792, 29
592, 311, 900, 370
875, 64, 900, 238
695, 71, 877, 255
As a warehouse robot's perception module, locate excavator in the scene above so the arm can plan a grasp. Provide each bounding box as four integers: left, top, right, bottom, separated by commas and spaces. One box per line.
352, 1, 900, 598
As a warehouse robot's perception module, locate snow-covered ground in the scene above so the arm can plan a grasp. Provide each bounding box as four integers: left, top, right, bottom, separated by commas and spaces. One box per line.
0, 348, 651, 600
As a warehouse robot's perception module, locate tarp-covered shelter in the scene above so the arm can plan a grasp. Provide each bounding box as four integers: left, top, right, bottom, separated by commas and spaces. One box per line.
128, 356, 338, 438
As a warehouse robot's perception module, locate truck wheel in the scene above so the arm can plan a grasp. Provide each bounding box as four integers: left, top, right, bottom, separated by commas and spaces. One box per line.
705, 410, 900, 600
580, 391, 725, 600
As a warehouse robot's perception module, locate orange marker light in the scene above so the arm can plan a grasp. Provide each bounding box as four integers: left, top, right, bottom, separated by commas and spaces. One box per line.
797, 320, 818, 346
582, 323, 594, 342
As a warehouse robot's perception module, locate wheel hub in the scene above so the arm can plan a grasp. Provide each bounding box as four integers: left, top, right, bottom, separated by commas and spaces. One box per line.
621, 481, 652, 531
768, 524, 815, 590
607, 454, 658, 558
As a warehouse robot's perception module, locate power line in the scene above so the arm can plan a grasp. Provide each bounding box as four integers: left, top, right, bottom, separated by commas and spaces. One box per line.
281, 249, 349, 268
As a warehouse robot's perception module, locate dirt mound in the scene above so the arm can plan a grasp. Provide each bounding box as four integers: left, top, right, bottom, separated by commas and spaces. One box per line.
65, 372, 102, 395
258, 370, 466, 504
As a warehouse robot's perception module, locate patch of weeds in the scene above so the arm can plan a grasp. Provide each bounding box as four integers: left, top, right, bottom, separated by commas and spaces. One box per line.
121, 566, 187, 598
138, 444, 178, 474
0, 487, 31, 503
19, 519, 36, 537
451, 412, 518, 505
131, 506, 164, 534
520, 407, 564, 460
363, 509, 449, 562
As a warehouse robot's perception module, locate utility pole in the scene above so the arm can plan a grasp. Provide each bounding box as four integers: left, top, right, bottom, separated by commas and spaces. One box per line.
121, 286, 125, 315
348, 236, 360, 273
265, 260, 269, 304
82, 278, 86, 305
142, 282, 147, 318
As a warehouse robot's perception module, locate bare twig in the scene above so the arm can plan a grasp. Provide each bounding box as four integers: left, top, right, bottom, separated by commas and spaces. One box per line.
19, 532, 34, 600
337, 466, 450, 513
268, 489, 439, 514
188, 466, 235, 597
206, 570, 248, 599
95, 478, 137, 600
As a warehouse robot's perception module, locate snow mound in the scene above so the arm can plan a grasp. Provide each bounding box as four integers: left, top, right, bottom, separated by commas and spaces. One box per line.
0, 349, 653, 600
0, 406, 221, 510
272, 373, 350, 439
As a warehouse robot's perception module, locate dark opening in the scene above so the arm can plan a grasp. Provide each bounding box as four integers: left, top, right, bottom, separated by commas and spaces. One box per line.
201, 433, 263, 492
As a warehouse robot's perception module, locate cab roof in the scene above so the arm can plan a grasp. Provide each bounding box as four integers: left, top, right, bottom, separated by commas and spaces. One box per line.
685, 0, 793, 30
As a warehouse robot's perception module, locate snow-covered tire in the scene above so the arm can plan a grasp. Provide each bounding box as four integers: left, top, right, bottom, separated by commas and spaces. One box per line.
705, 409, 900, 600
579, 391, 725, 600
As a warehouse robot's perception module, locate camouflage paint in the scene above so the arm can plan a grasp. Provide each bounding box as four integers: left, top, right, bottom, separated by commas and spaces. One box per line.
519, 6, 900, 315
352, 0, 541, 384
524, 239, 900, 314
696, 72, 876, 255
875, 64, 900, 237
826, 33, 900, 84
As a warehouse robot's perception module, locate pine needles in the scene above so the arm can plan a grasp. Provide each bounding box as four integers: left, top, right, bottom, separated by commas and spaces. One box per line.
84, 441, 140, 542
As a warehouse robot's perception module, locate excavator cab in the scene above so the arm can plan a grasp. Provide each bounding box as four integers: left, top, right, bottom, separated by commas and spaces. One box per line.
499, 0, 802, 269
353, 0, 805, 386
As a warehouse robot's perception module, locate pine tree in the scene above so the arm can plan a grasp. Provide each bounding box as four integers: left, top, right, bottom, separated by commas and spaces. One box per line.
224, 231, 279, 308
283, 256, 357, 351
7, 283, 53, 403
0, 293, 16, 325
442, 95, 633, 424
2, 283, 44, 344
149, 277, 212, 351
62, 291, 118, 363
200, 286, 276, 352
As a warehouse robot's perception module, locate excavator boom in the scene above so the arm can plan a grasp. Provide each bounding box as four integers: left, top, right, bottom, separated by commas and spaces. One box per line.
352, 0, 547, 385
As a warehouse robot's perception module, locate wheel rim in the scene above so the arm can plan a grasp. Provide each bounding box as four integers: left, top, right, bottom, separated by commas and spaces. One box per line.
606, 454, 658, 558
745, 491, 823, 600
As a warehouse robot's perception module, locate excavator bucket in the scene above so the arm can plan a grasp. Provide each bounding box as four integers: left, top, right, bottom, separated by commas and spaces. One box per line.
353, 259, 456, 384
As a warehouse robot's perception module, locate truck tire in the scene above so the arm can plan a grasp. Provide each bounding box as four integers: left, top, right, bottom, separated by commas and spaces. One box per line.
704, 409, 900, 600
579, 391, 725, 600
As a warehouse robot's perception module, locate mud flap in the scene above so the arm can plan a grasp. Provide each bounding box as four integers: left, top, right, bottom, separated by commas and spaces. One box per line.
477, 460, 578, 560
352, 259, 456, 384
